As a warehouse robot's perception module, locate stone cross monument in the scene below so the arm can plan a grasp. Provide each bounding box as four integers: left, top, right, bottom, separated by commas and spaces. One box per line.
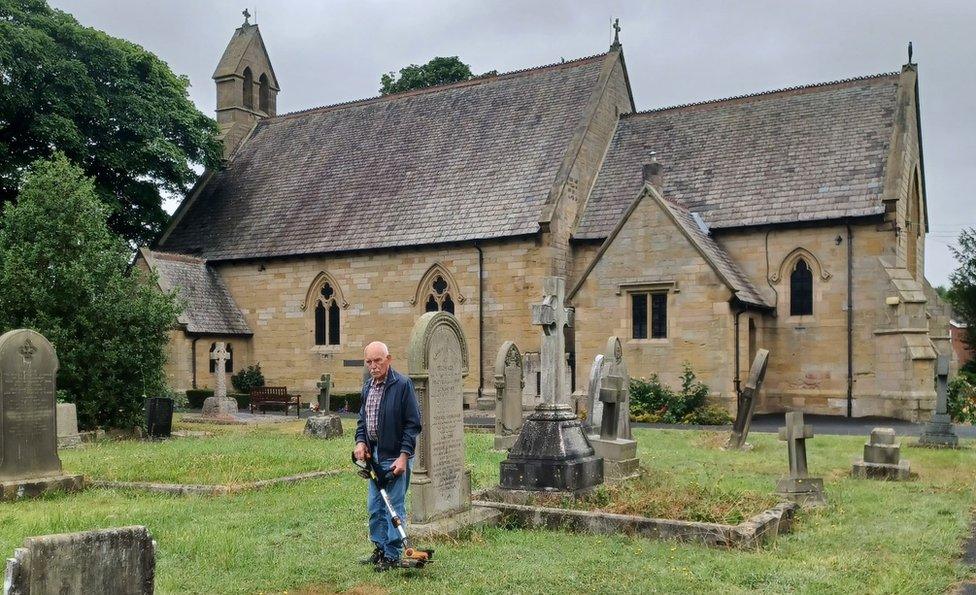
919, 355, 959, 448
588, 337, 638, 481
774, 411, 825, 506
316, 373, 332, 413
500, 277, 603, 493
202, 341, 238, 418
726, 348, 770, 450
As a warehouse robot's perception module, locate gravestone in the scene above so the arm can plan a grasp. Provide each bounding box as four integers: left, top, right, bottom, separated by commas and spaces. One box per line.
4, 525, 156, 594
774, 412, 826, 506
851, 427, 911, 480
500, 277, 603, 493
316, 373, 332, 412
407, 311, 472, 524
583, 354, 604, 433
588, 337, 638, 481
493, 341, 524, 451
725, 349, 770, 450
303, 414, 342, 439
919, 355, 959, 448
201, 342, 238, 418
0, 329, 84, 500
56, 403, 81, 448
522, 352, 540, 410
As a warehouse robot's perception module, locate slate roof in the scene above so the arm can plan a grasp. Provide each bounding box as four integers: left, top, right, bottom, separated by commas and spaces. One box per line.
160, 53, 609, 261
654, 193, 772, 308
141, 249, 252, 335
576, 72, 900, 239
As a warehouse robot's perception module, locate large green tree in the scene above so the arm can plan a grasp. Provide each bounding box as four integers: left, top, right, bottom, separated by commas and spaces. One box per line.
380, 56, 474, 95
0, 0, 221, 245
0, 154, 181, 430
948, 228, 976, 362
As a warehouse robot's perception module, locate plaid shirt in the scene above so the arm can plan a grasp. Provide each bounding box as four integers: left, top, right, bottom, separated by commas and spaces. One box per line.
364, 377, 386, 442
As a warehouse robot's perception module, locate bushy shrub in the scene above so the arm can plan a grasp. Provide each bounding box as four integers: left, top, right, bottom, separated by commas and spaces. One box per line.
185, 389, 214, 409
948, 371, 976, 423
231, 363, 265, 394
331, 393, 363, 412
629, 364, 729, 425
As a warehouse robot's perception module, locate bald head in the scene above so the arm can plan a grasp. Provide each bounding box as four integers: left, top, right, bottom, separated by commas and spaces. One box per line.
364, 341, 392, 381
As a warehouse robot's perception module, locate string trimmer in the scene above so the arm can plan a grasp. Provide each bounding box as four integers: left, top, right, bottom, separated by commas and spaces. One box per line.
352, 449, 434, 569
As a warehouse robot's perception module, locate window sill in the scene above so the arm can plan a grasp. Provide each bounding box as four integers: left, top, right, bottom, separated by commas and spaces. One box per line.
311, 345, 343, 354
627, 338, 670, 346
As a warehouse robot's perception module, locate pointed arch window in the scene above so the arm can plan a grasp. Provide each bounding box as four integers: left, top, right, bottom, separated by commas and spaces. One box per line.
242, 67, 254, 110
208, 342, 233, 373
314, 283, 341, 345
790, 259, 813, 316
258, 73, 270, 113
423, 274, 455, 314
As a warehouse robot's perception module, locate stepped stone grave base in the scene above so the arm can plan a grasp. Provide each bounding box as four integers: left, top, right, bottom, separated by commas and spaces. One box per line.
590, 437, 638, 482
851, 460, 911, 480
201, 396, 238, 417
303, 414, 342, 439
775, 477, 826, 507
851, 427, 912, 481
0, 474, 85, 501
409, 506, 503, 540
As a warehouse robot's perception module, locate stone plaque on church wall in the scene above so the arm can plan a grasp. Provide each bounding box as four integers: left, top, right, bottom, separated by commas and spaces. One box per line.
0, 329, 62, 482
407, 311, 471, 525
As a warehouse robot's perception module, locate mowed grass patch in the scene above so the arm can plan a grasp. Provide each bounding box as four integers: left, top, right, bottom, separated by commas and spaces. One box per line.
0, 423, 971, 593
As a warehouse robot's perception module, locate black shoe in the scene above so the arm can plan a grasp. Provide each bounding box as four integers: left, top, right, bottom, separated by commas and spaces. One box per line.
374, 556, 400, 572
359, 547, 383, 565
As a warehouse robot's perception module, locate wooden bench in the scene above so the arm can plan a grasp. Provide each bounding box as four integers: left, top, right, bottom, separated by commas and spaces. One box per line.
249, 386, 300, 416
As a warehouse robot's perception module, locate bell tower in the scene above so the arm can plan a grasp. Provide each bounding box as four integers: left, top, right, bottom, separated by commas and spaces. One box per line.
212, 10, 280, 157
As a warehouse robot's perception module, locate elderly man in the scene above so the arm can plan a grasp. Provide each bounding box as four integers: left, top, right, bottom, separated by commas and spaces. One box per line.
354, 341, 422, 571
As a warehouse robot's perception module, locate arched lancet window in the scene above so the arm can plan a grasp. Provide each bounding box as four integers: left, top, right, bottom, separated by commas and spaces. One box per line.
907, 170, 921, 277
258, 73, 270, 113
790, 259, 813, 316
242, 67, 254, 110
314, 283, 341, 345
424, 274, 455, 314
208, 342, 233, 373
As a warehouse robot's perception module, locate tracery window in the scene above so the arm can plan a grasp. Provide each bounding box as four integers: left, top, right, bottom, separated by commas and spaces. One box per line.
424, 274, 455, 314
314, 283, 341, 345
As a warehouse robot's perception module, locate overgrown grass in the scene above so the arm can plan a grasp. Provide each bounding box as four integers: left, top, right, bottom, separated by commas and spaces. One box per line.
1, 416, 974, 593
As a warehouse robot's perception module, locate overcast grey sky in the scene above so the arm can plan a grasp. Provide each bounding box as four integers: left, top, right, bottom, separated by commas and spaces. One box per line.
50, 0, 974, 286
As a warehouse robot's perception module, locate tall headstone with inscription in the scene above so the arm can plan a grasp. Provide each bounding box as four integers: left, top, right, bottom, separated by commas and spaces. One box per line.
0, 329, 84, 500
202, 342, 238, 418
407, 311, 472, 524
493, 341, 524, 451
725, 349, 770, 451
500, 277, 603, 493
588, 337, 638, 481
582, 354, 604, 433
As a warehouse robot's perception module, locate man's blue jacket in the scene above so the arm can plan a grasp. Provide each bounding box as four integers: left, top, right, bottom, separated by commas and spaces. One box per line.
355, 367, 422, 461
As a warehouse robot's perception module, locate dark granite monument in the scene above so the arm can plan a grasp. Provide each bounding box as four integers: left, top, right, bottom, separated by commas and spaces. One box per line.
499, 277, 603, 493
493, 341, 524, 451
919, 355, 959, 448
774, 411, 825, 506
726, 348, 770, 450
4, 525, 156, 594
851, 427, 911, 480
0, 329, 84, 500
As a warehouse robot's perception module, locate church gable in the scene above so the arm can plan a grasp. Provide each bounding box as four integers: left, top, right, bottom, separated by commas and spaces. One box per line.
576, 72, 902, 239
158, 54, 610, 261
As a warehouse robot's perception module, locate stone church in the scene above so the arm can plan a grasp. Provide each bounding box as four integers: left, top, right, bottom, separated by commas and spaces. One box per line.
136, 19, 952, 421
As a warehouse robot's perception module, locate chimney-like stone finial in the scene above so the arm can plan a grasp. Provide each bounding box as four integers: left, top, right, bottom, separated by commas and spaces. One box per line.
642, 153, 664, 190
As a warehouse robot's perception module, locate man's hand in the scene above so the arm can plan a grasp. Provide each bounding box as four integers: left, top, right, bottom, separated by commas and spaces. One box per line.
391, 453, 409, 476
354, 442, 369, 462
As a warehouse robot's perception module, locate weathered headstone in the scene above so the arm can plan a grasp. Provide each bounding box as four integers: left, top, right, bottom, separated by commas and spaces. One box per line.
500, 277, 603, 493
408, 311, 472, 524
4, 525, 156, 594
303, 413, 342, 439
919, 355, 959, 448
0, 329, 84, 500
493, 341, 524, 451
851, 427, 911, 480
725, 349, 770, 450
201, 342, 238, 418
522, 352, 540, 410
583, 354, 605, 434
316, 373, 332, 413
56, 403, 81, 448
588, 337, 638, 481
774, 412, 825, 506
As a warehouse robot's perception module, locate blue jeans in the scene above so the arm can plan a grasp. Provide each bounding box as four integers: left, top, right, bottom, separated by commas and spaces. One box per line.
367, 446, 413, 560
